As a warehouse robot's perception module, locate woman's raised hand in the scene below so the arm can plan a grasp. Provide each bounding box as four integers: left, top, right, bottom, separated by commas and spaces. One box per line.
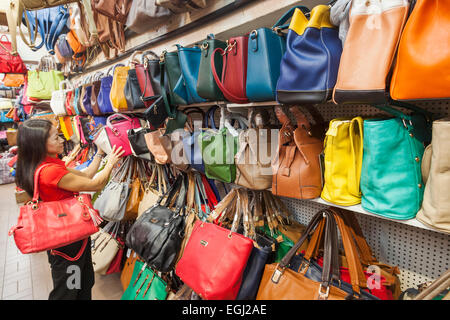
105, 145, 125, 168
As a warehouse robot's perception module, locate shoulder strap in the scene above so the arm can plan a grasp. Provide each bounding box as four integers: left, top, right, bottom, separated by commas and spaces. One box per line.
32, 163, 54, 201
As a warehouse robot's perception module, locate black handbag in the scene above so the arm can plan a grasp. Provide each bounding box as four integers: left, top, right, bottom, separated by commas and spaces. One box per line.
125, 173, 187, 273
236, 232, 276, 300
124, 68, 145, 111
143, 96, 169, 129
127, 127, 152, 156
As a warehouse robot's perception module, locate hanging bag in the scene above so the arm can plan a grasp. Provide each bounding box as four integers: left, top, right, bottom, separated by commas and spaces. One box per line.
276, 5, 342, 104
50, 80, 74, 116
91, 222, 122, 274
26, 56, 64, 100
90, 71, 104, 116
321, 116, 364, 206
126, 173, 188, 273
360, 101, 432, 220
8, 163, 102, 255
103, 113, 142, 156
110, 63, 131, 112
0, 34, 27, 74
176, 44, 206, 104
126, 0, 171, 34
97, 65, 119, 114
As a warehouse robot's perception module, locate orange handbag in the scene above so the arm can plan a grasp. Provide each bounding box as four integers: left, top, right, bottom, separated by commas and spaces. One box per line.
3, 74, 25, 87
390, 0, 450, 100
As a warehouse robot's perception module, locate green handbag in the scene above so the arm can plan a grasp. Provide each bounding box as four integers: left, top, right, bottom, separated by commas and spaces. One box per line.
121, 260, 168, 300
259, 225, 294, 263
196, 34, 227, 101
199, 111, 247, 183
361, 101, 433, 220
161, 50, 187, 106
26, 69, 64, 100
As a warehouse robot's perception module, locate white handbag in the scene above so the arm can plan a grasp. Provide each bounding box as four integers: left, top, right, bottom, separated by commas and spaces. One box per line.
91, 222, 122, 275
50, 80, 73, 116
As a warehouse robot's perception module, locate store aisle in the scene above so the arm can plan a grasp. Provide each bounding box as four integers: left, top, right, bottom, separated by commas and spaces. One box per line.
0, 183, 123, 300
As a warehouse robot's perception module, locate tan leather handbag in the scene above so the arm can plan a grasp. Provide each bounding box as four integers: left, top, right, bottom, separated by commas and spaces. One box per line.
138, 164, 167, 217
92, 0, 132, 24
235, 109, 273, 191
120, 250, 139, 290
416, 118, 450, 234
271, 106, 323, 200
91, 223, 122, 275
333, 0, 410, 104
124, 160, 144, 221
145, 128, 172, 165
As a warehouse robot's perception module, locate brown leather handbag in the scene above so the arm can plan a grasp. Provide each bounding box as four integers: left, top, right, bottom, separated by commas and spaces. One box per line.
92, 0, 132, 24
256, 209, 368, 300
124, 160, 144, 221
120, 250, 140, 290
271, 106, 323, 200
90, 72, 103, 116
145, 128, 172, 165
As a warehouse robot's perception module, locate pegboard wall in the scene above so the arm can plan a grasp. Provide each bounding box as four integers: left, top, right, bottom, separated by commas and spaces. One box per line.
218, 99, 450, 293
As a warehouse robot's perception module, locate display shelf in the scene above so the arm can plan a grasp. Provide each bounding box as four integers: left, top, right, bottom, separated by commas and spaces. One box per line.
307, 197, 446, 234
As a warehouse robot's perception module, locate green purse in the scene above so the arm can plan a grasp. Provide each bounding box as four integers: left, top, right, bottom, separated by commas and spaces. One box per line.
26, 55, 64, 100
161, 50, 187, 106
199, 111, 247, 183
121, 260, 168, 300
361, 101, 433, 220
259, 225, 294, 263
196, 34, 227, 101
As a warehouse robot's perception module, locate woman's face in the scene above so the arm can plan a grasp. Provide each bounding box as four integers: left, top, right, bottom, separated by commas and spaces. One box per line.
46, 126, 65, 156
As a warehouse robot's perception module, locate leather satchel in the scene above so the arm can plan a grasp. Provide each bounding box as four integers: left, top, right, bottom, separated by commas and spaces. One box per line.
89, 72, 104, 116
8, 164, 102, 256
145, 128, 172, 165
156, 0, 206, 14
0, 34, 27, 74
126, 173, 188, 273
124, 160, 145, 221
271, 106, 323, 200
211, 35, 249, 104
137, 164, 167, 218
126, 0, 171, 34
92, 0, 132, 24
110, 64, 131, 112
176, 44, 206, 104
120, 250, 139, 290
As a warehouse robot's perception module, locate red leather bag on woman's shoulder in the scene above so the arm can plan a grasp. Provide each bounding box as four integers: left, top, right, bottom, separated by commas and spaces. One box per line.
8, 164, 102, 260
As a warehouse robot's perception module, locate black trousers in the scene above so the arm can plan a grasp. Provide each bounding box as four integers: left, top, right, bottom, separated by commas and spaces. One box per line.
46, 238, 95, 300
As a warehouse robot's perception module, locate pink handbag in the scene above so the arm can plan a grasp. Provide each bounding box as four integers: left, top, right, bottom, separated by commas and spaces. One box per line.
105, 113, 141, 156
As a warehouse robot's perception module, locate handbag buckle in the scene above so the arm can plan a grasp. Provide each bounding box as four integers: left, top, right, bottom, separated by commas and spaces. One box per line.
318, 284, 330, 300
271, 265, 285, 284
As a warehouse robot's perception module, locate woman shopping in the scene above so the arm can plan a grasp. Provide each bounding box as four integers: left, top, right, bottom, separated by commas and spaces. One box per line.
14, 118, 125, 300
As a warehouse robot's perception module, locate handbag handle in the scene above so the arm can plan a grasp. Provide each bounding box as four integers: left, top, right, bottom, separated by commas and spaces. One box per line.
348, 117, 363, 198
141, 50, 159, 64
204, 105, 219, 129
106, 113, 134, 128
210, 45, 249, 104
272, 5, 310, 31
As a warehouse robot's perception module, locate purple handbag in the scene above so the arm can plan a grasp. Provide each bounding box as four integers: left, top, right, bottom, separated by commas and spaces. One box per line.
98, 65, 124, 114
57, 34, 73, 58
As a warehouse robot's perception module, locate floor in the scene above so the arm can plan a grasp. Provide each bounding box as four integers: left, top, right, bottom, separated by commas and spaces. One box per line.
0, 183, 124, 300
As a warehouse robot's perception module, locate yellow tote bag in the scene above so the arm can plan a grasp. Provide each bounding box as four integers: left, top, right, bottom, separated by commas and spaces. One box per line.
110, 64, 130, 112
321, 117, 363, 206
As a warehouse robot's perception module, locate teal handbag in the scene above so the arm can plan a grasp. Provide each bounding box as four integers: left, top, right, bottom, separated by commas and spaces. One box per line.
360, 101, 433, 220
176, 44, 206, 104
246, 6, 308, 101
121, 260, 168, 300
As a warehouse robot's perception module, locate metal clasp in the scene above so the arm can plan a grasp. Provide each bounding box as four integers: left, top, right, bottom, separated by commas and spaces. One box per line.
271, 265, 285, 284
318, 284, 330, 300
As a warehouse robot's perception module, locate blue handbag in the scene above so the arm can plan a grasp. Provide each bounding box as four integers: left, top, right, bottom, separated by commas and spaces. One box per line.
246, 6, 306, 101
176, 45, 207, 104
276, 5, 342, 104
98, 66, 121, 114
22, 6, 69, 54
360, 101, 433, 220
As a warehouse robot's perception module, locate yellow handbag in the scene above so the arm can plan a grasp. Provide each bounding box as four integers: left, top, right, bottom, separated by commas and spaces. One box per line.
110, 64, 130, 112
59, 116, 72, 140
321, 117, 363, 206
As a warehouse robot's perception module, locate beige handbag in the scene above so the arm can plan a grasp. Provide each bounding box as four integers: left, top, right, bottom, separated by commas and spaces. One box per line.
234, 109, 273, 190
137, 165, 167, 217
155, 0, 206, 14
91, 222, 122, 275
416, 118, 450, 234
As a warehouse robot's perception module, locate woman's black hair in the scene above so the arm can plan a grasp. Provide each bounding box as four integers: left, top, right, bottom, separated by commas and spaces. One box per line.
15, 119, 53, 197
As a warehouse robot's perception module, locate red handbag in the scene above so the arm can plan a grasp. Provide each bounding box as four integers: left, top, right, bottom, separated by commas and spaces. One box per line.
0, 35, 27, 74
106, 238, 125, 274
175, 220, 254, 300
135, 62, 157, 107
8, 164, 103, 258
211, 36, 249, 104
